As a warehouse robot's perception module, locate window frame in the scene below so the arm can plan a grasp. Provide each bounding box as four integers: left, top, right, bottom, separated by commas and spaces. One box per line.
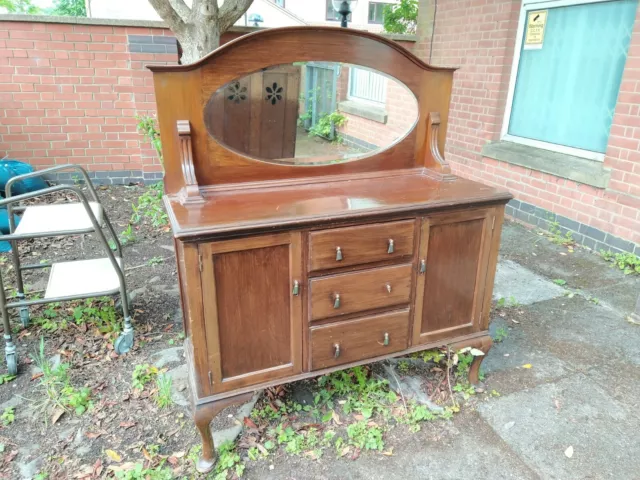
368, 2, 391, 24
501, 0, 628, 162
347, 67, 388, 106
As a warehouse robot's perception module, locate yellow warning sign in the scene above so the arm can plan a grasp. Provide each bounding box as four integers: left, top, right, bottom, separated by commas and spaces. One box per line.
524, 10, 547, 50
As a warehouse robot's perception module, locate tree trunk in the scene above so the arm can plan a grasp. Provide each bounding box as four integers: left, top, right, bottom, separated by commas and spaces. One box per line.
148, 0, 254, 64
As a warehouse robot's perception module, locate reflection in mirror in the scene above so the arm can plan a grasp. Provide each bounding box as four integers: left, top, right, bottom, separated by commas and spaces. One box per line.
204, 62, 419, 165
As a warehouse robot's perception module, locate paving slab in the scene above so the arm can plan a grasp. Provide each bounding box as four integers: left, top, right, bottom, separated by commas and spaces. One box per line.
478, 373, 640, 479
493, 259, 566, 305
485, 317, 570, 382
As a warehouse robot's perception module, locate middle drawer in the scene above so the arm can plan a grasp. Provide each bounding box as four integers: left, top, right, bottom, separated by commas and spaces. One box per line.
309, 263, 413, 321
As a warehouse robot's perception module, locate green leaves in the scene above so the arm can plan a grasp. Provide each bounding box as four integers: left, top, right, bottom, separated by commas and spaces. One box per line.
135, 115, 163, 165
382, 0, 418, 35
553, 279, 567, 286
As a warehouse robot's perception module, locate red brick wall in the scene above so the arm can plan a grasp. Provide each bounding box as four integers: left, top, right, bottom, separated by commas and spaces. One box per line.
336, 41, 419, 152
0, 20, 245, 182
422, 0, 640, 248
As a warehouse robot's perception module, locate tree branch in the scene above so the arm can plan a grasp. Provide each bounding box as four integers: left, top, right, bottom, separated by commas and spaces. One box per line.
218, 0, 253, 31
148, 0, 187, 35
169, 0, 191, 22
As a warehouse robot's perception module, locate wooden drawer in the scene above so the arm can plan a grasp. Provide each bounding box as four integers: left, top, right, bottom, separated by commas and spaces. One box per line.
310, 264, 412, 321
310, 310, 410, 370
309, 220, 415, 271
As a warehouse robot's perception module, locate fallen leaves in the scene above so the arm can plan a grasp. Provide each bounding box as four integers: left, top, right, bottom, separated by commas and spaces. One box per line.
51, 407, 65, 425
105, 449, 122, 463
564, 445, 574, 458
522, 364, 533, 369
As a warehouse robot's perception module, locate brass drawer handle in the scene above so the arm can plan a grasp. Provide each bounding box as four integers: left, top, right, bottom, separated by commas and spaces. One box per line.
292, 280, 300, 296
334, 343, 341, 358
383, 332, 389, 346
419, 259, 426, 274
333, 293, 341, 309
387, 239, 394, 254
385, 283, 392, 293
336, 246, 343, 261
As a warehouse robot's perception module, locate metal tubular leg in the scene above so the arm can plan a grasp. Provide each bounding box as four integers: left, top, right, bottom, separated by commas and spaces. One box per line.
8, 239, 29, 327
0, 272, 17, 375
114, 283, 134, 355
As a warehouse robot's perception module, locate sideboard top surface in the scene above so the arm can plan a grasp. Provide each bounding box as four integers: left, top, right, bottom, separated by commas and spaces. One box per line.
165, 172, 512, 239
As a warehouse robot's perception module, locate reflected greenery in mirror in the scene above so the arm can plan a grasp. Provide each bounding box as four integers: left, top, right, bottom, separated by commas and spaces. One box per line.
203, 62, 419, 166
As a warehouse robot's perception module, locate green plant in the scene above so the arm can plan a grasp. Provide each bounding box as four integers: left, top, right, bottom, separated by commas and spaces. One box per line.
135, 114, 163, 165
120, 224, 137, 245
147, 256, 164, 266
601, 250, 640, 275
382, 0, 418, 34
1, 407, 15, 426
308, 111, 347, 142
346, 421, 384, 451
51, 0, 85, 16
404, 403, 434, 432
0, 0, 40, 14
130, 183, 168, 228
0, 374, 16, 385
131, 364, 159, 391
493, 327, 508, 343
211, 441, 244, 480
397, 360, 410, 375
155, 374, 173, 408
33, 473, 48, 480
548, 219, 574, 246
496, 296, 519, 308
553, 279, 567, 286
31, 337, 93, 415
114, 463, 174, 480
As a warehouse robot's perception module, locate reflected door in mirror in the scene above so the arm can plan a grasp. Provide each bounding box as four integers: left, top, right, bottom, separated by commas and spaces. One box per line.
205, 65, 301, 160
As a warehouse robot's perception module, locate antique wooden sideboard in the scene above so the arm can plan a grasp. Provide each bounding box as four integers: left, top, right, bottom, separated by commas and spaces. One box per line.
149, 26, 512, 473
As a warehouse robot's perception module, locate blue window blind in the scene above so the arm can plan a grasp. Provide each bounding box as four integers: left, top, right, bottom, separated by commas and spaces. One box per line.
508, 0, 638, 153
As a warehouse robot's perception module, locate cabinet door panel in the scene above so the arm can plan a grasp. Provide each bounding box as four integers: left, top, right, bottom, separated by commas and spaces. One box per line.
413, 209, 493, 344
200, 233, 303, 393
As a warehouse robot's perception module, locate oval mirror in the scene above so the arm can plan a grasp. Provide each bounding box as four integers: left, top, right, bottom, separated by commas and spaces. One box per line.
204, 62, 419, 165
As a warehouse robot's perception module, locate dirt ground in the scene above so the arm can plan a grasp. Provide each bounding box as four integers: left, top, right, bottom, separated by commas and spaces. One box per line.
0, 183, 195, 479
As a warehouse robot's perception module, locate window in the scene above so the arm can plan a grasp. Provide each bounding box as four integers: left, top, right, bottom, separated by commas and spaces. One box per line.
369, 2, 391, 24
502, 0, 637, 161
326, 0, 351, 21
348, 67, 387, 105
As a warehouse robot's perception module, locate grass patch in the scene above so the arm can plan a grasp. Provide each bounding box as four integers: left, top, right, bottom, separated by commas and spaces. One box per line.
155, 374, 172, 408
31, 337, 92, 416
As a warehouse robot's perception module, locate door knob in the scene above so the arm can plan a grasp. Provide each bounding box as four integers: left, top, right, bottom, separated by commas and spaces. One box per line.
334, 343, 341, 358
383, 332, 389, 346
336, 246, 343, 261
387, 239, 394, 254
385, 283, 392, 293
292, 280, 300, 296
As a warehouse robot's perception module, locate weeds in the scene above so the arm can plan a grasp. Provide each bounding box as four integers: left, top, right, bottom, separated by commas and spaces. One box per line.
346, 421, 384, 451
0, 374, 16, 385
155, 374, 173, 408
493, 327, 508, 343
1, 407, 14, 426
553, 279, 567, 286
120, 224, 137, 245
31, 337, 92, 415
548, 219, 574, 246
32, 298, 120, 335
147, 256, 164, 266
212, 441, 245, 480
131, 183, 168, 228
114, 463, 173, 480
601, 250, 640, 275
131, 364, 159, 391
496, 296, 519, 308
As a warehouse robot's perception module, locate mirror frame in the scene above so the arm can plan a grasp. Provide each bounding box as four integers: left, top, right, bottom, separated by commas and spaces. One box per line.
149, 27, 456, 194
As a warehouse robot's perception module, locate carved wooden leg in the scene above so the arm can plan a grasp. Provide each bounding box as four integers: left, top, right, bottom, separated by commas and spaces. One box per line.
450, 335, 493, 386
193, 392, 255, 474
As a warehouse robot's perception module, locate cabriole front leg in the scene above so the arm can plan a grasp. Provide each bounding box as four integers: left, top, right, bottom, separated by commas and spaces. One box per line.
193, 392, 255, 474
450, 335, 493, 385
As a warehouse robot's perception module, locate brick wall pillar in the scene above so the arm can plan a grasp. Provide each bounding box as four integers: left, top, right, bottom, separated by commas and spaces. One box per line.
414, 0, 436, 62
